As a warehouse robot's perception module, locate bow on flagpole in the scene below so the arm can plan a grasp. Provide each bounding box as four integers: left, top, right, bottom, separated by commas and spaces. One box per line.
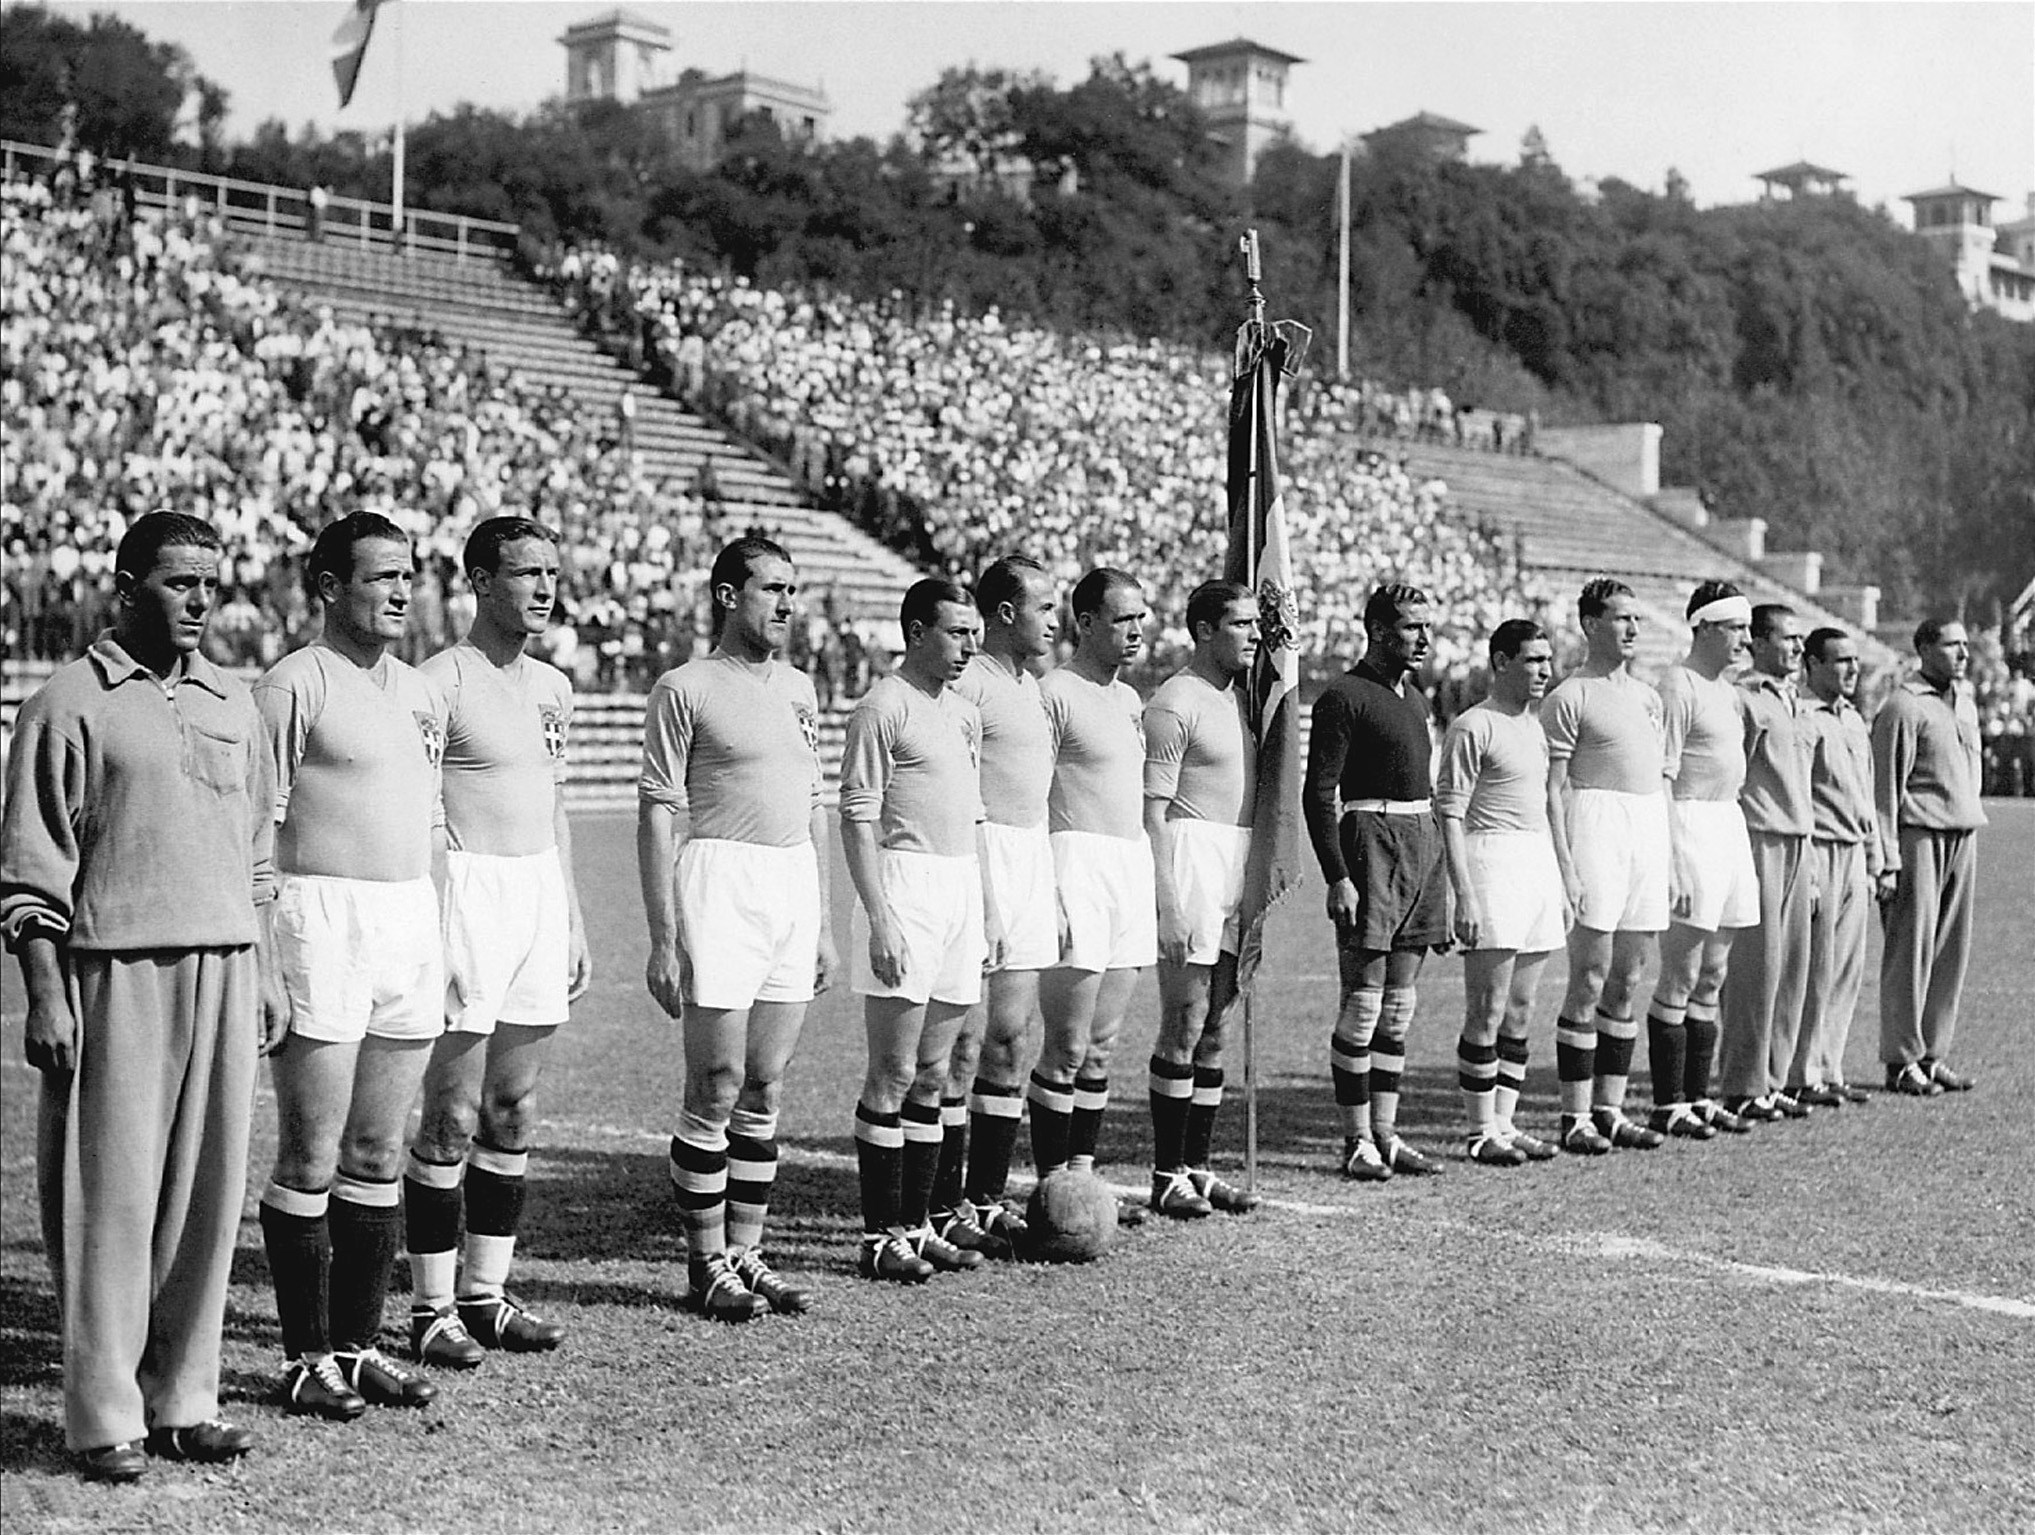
1224, 229, 1310, 1194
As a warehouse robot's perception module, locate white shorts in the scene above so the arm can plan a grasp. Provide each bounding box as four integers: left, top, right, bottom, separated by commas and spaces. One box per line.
273, 873, 444, 1043
852, 849, 987, 1006
1161, 819, 1251, 966
1052, 830, 1158, 973
677, 838, 822, 1009
443, 848, 571, 1034
1462, 829, 1568, 953
1567, 788, 1671, 934
981, 820, 1057, 971
1669, 799, 1760, 932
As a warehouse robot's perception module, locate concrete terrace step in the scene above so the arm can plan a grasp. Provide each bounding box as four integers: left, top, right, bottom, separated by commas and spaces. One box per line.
1366, 437, 1896, 669
239, 234, 927, 619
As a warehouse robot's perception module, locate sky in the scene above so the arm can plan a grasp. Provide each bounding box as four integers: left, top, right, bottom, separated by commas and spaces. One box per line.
40, 0, 2035, 223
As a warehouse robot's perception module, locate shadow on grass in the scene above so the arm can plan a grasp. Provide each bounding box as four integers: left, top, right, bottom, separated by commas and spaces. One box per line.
0, 1409, 68, 1476
0, 1272, 59, 1388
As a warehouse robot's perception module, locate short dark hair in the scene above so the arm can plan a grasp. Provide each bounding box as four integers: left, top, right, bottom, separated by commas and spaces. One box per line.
975, 554, 1046, 620
1578, 578, 1635, 621
1069, 567, 1139, 620
115, 510, 220, 579
901, 577, 971, 643
1686, 579, 1742, 619
1364, 582, 1430, 633
1804, 626, 1850, 664
308, 512, 408, 594
1186, 579, 1253, 641
1913, 617, 1957, 651
1489, 618, 1546, 663
1751, 602, 1795, 639
464, 516, 558, 580
709, 535, 792, 601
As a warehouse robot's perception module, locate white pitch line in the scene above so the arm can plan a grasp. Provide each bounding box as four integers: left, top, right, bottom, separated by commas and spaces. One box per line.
1581, 1232, 2035, 1321
529, 1115, 2035, 1321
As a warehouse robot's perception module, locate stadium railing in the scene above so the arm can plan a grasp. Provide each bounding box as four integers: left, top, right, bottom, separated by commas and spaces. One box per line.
1, 139, 518, 263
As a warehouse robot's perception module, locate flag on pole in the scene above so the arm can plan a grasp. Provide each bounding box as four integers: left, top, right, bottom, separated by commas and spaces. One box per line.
1223, 322, 1304, 993
331, 0, 384, 109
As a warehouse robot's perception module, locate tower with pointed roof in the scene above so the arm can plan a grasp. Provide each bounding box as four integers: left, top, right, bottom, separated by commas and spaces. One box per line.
1903, 179, 2035, 320
1170, 38, 1305, 185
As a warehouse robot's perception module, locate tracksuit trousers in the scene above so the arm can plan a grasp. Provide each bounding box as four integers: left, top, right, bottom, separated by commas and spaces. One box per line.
1879, 826, 1978, 1069
39, 947, 258, 1451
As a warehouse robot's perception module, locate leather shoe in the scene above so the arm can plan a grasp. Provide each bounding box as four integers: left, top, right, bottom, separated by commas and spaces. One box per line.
145, 1420, 254, 1463
1770, 1090, 1811, 1120
1886, 1063, 1944, 1097
77, 1442, 146, 1483
1923, 1058, 1974, 1092
1836, 1082, 1872, 1104
1792, 1084, 1845, 1108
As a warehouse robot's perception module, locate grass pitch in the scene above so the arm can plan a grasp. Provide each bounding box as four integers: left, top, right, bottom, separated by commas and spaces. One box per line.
3, 805, 2032, 1534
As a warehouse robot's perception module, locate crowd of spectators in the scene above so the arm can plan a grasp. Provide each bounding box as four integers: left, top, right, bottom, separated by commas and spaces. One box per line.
0, 172, 762, 689
547, 247, 1556, 683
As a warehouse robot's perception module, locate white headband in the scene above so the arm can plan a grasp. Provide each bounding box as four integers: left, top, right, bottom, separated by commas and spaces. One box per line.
1690, 595, 1752, 627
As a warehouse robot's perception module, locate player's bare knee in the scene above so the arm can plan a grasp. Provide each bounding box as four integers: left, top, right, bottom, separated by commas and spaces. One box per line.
412, 1097, 478, 1163
684, 1064, 743, 1123
480, 1087, 536, 1152
337, 1126, 407, 1183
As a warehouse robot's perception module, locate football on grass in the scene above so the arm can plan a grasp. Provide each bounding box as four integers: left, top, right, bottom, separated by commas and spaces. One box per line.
1024, 1168, 1118, 1263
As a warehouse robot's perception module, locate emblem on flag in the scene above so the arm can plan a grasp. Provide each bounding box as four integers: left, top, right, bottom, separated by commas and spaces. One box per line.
413, 711, 445, 770
540, 708, 568, 763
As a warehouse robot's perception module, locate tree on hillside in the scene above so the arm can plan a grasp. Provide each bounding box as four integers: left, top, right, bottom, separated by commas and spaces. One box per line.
907, 65, 1048, 180
0, 6, 223, 162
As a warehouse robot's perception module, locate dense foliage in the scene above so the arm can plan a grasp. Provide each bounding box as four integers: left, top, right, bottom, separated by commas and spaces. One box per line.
10, 10, 2031, 613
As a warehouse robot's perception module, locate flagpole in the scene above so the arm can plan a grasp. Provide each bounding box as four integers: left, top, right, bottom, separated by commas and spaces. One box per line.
390, 0, 405, 252
1336, 147, 1351, 381
1238, 229, 1264, 1196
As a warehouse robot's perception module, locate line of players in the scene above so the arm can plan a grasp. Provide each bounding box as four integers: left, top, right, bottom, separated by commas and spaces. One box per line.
1389, 576, 1984, 1182
639, 544, 1271, 1313
6, 513, 1988, 1479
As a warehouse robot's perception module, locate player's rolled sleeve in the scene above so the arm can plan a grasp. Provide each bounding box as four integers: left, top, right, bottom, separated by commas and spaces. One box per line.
837, 700, 893, 825
0, 698, 83, 945
1539, 685, 1582, 765
1141, 701, 1189, 803
1302, 688, 1352, 883
637, 677, 693, 812
1434, 718, 1482, 822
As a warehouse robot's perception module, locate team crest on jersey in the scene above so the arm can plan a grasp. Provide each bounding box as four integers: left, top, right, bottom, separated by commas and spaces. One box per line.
796, 705, 820, 756
414, 712, 445, 769
540, 707, 568, 763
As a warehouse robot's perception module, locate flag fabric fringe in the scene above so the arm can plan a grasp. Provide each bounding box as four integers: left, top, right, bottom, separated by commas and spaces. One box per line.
331, 0, 383, 110
1223, 327, 1303, 994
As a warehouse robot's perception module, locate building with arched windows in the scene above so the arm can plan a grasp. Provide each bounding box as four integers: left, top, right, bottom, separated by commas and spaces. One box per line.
1169, 38, 1305, 185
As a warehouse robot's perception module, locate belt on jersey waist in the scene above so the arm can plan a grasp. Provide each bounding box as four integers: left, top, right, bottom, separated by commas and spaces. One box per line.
1342, 798, 1432, 816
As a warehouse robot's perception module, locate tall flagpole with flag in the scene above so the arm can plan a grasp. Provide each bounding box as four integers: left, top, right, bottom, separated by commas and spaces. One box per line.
330, 0, 402, 248
1223, 230, 1309, 1192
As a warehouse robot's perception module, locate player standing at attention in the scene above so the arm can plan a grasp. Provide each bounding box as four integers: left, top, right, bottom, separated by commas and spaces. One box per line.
1718, 604, 1816, 1122
1542, 578, 1669, 1156
1143, 580, 1263, 1216
933, 555, 1060, 1258
1872, 619, 1986, 1096
1436, 619, 1564, 1168
1303, 583, 1449, 1182
1643, 583, 1759, 1142
255, 512, 449, 1419
638, 537, 836, 1323
843, 579, 1001, 1282
1789, 628, 1881, 1106
1029, 569, 1155, 1186
3, 512, 279, 1480
403, 518, 590, 1370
